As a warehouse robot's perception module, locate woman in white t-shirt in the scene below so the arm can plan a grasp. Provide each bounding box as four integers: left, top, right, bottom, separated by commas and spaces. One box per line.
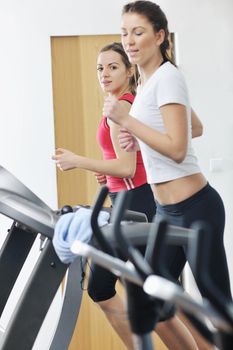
103, 0, 232, 342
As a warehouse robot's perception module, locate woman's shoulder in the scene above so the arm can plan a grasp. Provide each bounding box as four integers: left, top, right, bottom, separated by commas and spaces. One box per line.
157, 61, 180, 78
148, 61, 186, 90
118, 93, 135, 104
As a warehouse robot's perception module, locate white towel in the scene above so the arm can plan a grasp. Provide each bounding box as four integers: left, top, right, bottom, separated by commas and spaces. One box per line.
53, 207, 110, 264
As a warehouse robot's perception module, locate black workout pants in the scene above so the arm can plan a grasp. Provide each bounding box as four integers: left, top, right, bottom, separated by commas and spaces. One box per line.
87, 183, 156, 302
155, 183, 232, 300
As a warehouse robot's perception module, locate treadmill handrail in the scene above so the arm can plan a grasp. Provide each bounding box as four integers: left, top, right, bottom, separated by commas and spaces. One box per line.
0, 166, 57, 237
0, 166, 52, 211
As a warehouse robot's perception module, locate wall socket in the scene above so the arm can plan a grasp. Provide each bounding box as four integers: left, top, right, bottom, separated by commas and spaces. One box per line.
209, 158, 223, 172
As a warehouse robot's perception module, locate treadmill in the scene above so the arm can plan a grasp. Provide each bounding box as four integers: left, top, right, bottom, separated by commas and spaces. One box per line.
0, 165, 90, 350
0, 165, 147, 350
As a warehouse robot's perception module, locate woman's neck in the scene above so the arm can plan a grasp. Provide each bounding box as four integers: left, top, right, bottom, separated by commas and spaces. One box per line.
138, 56, 164, 86
109, 85, 131, 98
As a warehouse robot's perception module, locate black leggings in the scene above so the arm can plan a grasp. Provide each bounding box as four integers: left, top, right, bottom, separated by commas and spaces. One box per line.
155, 183, 232, 300
88, 183, 156, 302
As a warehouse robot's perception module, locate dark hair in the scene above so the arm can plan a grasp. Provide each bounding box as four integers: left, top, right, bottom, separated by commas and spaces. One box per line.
122, 1, 174, 65
99, 42, 139, 95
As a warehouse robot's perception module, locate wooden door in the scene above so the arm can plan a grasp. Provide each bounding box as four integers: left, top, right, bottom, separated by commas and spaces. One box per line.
51, 35, 167, 350
51, 35, 120, 207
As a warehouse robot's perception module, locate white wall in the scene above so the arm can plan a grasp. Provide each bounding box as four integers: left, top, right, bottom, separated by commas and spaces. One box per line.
0, 0, 232, 345
161, 0, 233, 292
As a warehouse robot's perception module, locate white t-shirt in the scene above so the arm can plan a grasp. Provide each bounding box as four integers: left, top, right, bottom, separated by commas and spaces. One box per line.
130, 61, 200, 184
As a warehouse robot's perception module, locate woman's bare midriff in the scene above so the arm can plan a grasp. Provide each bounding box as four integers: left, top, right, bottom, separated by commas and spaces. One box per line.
152, 173, 207, 205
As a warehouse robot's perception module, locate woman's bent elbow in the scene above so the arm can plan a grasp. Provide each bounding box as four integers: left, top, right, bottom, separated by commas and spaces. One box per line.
124, 166, 136, 179
192, 125, 203, 138
198, 125, 203, 136
172, 150, 186, 163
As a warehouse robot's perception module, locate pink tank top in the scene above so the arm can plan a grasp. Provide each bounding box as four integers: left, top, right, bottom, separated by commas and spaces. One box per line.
96, 93, 148, 192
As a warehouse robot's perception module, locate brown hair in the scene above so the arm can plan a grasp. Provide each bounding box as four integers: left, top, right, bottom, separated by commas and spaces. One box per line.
122, 1, 175, 65
99, 42, 139, 95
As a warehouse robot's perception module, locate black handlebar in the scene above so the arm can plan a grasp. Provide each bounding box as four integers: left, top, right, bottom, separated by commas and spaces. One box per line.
90, 186, 116, 257
144, 219, 175, 280
111, 190, 153, 279
89, 186, 233, 347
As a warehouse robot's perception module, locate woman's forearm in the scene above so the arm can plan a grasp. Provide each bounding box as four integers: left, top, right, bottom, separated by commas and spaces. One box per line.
122, 115, 187, 163
75, 155, 136, 178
